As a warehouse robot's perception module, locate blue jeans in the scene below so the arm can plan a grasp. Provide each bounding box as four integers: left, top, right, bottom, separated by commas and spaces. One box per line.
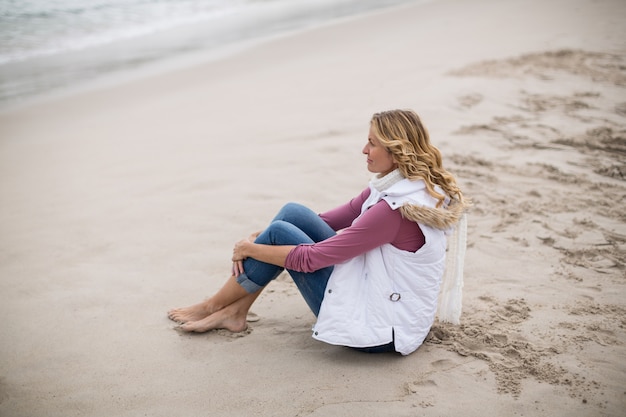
236, 202, 336, 316
236, 202, 396, 354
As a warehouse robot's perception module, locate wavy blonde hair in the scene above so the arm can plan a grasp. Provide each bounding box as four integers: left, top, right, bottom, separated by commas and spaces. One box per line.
370, 109, 470, 228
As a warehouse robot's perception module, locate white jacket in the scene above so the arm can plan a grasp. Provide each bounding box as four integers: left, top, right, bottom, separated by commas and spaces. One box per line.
312, 179, 447, 355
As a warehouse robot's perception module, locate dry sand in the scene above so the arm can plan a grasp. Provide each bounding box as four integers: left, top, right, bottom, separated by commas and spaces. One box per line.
1, 0, 625, 416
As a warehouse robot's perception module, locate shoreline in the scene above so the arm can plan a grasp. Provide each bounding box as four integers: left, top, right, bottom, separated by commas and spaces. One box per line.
0, 0, 423, 112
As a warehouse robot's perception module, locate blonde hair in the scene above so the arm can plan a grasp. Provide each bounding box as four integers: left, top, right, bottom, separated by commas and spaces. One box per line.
370, 109, 470, 227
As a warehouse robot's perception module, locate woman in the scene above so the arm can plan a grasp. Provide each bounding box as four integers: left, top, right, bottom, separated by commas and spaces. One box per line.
168, 109, 470, 355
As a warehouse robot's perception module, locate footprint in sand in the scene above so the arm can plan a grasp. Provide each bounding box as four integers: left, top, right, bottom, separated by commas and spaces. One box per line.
457, 93, 483, 109
430, 358, 456, 370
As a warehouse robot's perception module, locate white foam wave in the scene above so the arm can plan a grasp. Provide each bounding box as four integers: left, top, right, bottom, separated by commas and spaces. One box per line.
0, 4, 239, 65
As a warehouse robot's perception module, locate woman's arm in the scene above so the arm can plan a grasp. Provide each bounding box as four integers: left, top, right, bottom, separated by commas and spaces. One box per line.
231, 232, 296, 276
286, 201, 424, 273
319, 188, 370, 230
233, 240, 295, 268
230, 190, 370, 275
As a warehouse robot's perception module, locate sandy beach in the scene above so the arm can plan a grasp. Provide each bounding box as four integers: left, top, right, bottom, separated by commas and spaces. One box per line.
1, 0, 625, 415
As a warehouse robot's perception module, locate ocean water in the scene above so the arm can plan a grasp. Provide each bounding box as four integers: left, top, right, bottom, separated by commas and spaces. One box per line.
0, 0, 420, 107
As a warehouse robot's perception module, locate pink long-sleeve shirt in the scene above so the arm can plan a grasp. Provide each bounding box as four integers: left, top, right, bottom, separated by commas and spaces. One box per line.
284, 188, 426, 273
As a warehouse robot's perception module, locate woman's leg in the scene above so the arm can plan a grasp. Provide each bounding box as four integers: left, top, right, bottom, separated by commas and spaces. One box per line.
175, 288, 262, 333
169, 203, 335, 330
167, 275, 251, 324
168, 220, 313, 327
286, 267, 333, 317
235, 203, 335, 293
271, 202, 336, 242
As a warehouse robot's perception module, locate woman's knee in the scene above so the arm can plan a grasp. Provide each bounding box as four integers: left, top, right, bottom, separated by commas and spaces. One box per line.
274, 202, 311, 223
265, 220, 309, 245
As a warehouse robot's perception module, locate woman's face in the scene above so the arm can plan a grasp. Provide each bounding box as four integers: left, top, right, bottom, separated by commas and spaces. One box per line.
363, 126, 397, 176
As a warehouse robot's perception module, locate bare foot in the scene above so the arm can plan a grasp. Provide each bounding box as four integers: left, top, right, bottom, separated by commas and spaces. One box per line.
167, 300, 215, 324
177, 304, 248, 333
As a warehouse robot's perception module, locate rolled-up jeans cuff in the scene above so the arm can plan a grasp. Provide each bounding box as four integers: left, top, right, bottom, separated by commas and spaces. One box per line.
236, 272, 263, 293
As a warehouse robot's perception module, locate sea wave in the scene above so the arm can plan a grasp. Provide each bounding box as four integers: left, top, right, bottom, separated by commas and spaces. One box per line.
0, 0, 244, 64
0, 0, 421, 106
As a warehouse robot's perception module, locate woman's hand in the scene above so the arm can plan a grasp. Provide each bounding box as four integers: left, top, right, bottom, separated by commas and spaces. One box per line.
231, 236, 255, 277
231, 230, 262, 276
230, 229, 292, 274
232, 260, 245, 277
232, 238, 250, 261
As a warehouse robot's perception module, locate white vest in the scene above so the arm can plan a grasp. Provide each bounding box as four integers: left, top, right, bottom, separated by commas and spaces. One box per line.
312, 179, 447, 355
